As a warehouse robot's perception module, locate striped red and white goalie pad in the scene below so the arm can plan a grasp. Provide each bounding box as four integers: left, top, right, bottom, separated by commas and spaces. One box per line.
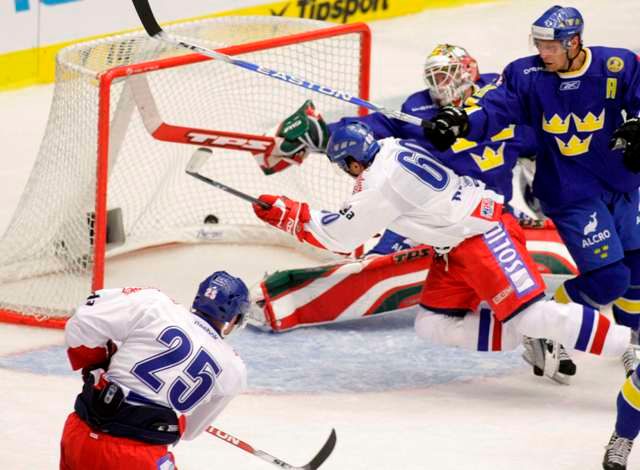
249, 221, 578, 332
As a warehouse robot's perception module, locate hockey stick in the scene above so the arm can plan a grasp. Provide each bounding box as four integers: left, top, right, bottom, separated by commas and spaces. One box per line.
205, 426, 337, 470
186, 148, 271, 209
131, 0, 435, 131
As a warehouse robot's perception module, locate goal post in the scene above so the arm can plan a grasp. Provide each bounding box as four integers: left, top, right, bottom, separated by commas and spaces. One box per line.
0, 16, 371, 328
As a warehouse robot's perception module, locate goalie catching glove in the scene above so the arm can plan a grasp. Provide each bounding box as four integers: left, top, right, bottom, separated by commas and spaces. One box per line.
255, 100, 330, 175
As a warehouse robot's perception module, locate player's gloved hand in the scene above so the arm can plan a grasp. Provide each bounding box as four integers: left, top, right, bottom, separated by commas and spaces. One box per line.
423, 106, 469, 151
80, 339, 118, 381
255, 100, 330, 175
610, 118, 640, 173
253, 195, 311, 241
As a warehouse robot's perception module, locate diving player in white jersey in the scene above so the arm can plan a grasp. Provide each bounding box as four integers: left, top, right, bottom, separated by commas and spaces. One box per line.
257, 123, 506, 253
60, 271, 249, 470
252, 122, 631, 370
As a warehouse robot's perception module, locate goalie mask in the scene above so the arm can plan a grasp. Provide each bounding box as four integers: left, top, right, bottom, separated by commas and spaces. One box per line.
192, 271, 250, 337
423, 44, 479, 106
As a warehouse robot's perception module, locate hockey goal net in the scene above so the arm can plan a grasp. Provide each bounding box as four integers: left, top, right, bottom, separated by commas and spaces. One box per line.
0, 16, 371, 327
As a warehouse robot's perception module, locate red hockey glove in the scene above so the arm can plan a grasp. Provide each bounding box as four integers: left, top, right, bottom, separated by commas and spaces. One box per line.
253, 195, 311, 241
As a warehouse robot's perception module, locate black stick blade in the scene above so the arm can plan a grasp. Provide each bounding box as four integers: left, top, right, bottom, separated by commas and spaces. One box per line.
304, 429, 337, 470
132, 0, 163, 37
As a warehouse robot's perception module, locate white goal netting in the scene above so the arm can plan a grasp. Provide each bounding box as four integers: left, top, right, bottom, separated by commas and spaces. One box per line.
0, 16, 370, 324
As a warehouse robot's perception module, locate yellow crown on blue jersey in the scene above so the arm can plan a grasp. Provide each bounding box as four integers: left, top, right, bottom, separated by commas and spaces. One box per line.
542, 113, 572, 134
573, 110, 605, 132
554, 135, 593, 156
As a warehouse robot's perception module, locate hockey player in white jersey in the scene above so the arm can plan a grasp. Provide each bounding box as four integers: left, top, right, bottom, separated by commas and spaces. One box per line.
253, 122, 631, 370
60, 271, 248, 470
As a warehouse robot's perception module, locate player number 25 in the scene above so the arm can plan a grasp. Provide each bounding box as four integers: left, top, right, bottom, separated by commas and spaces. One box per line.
131, 326, 222, 412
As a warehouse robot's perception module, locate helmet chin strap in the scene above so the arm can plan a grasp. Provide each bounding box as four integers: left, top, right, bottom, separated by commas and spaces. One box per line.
559, 38, 583, 73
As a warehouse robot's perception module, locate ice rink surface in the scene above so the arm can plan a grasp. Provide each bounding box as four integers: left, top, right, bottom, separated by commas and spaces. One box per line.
2, 1, 640, 468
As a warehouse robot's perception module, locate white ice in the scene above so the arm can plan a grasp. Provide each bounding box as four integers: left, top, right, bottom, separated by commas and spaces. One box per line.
1, 1, 640, 469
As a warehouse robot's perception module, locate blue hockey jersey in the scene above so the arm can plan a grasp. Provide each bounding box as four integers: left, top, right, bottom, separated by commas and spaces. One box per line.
465, 47, 640, 206
328, 73, 538, 202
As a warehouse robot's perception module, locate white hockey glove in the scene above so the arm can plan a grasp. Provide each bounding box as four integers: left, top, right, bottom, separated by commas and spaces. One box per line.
254, 100, 330, 175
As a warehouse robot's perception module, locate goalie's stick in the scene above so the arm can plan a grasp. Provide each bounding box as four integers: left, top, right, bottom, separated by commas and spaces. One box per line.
131, 0, 435, 131
206, 426, 337, 470
186, 148, 271, 209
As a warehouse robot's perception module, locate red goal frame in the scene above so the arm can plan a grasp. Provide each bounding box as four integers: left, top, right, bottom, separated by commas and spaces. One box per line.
0, 22, 371, 328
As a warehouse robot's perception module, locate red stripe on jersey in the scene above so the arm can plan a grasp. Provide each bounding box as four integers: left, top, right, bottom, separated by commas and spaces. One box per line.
590, 314, 611, 355
178, 415, 187, 436
67, 345, 109, 371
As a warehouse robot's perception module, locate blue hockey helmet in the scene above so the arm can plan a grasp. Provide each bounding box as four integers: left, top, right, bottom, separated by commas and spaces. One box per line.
326, 122, 380, 173
192, 271, 250, 333
531, 5, 584, 46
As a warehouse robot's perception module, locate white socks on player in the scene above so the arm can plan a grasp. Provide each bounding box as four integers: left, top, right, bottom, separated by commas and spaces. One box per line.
414, 304, 522, 351
414, 300, 630, 357
511, 300, 630, 357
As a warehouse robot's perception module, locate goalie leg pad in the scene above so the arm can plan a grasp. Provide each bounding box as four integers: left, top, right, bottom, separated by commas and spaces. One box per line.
510, 299, 630, 357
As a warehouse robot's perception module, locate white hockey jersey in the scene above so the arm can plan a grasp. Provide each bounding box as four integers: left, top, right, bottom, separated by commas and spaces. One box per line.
306, 138, 505, 253
65, 287, 247, 441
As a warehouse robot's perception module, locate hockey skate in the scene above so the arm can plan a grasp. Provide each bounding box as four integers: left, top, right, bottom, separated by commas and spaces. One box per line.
603, 431, 633, 470
521, 337, 577, 385
622, 344, 640, 378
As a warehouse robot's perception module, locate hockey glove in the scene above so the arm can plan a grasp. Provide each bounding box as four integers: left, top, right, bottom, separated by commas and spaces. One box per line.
255, 100, 330, 175
253, 195, 311, 241
611, 118, 640, 173
77, 340, 118, 381
423, 106, 469, 151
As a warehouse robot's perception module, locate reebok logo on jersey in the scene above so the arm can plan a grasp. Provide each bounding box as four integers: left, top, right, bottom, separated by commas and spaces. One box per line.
483, 224, 537, 297
560, 80, 581, 91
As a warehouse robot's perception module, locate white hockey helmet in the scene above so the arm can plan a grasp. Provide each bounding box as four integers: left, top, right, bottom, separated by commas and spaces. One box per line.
423, 44, 479, 106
